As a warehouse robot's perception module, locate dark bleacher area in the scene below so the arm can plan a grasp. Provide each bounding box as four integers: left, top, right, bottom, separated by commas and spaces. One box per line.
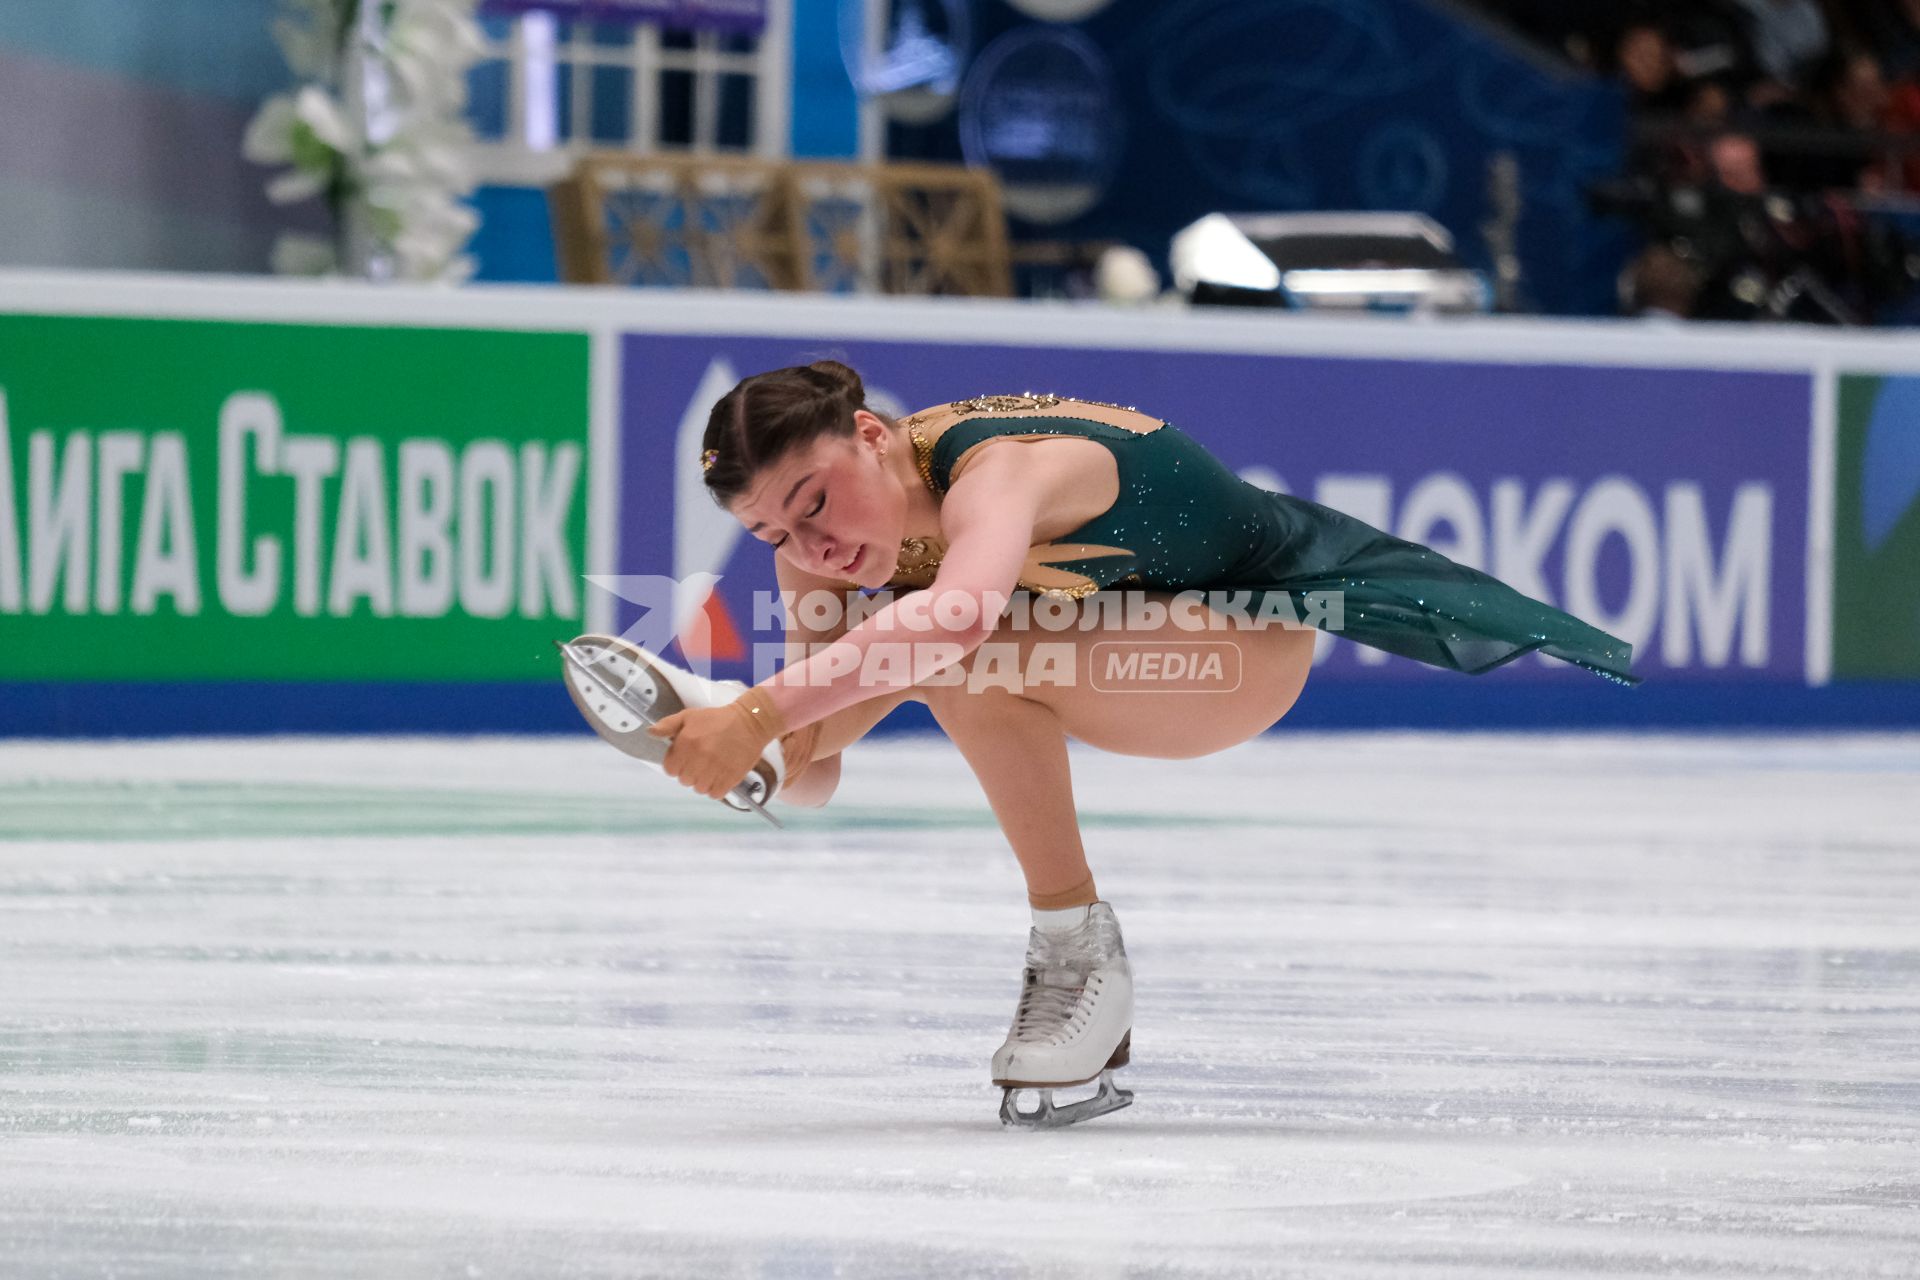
1472, 0, 1920, 322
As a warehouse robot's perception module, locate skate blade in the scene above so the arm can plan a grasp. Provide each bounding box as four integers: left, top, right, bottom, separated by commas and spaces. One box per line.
556, 635, 684, 764
999, 1070, 1133, 1130
555, 638, 782, 828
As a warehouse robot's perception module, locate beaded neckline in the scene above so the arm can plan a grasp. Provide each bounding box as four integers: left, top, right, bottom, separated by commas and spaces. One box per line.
906, 421, 939, 495
894, 423, 944, 576
889, 395, 1149, 597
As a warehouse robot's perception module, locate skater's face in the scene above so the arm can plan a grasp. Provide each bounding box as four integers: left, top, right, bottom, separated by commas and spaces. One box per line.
728, 410, 909, 586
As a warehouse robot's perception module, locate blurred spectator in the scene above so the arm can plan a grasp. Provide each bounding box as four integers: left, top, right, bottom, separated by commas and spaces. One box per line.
1710, 131, 1771, 193
1487, 0, 1920, 321
1626, 245, 1705, 318
1830, 49, 1891, 135
1687, 78, 1736, 126
1836, 47, 1920, 194
1618, 22, 1689, 111
1655, 79, 1741, 184
1798, 48, 1920, 193
1856, 0, 1920, 82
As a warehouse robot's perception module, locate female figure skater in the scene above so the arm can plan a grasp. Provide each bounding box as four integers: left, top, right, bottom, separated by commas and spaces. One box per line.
561, 361, 1637, 1129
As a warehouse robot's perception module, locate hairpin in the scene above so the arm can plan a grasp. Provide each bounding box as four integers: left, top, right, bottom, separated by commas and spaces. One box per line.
700, 448, 719, 473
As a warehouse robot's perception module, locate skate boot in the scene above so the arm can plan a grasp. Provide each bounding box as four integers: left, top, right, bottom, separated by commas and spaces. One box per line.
558, 633, 787, 820
992, 902, 1135, 1129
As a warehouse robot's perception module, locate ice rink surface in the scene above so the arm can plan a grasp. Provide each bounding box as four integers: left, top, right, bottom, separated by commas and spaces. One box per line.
1, 730, 1917, 1279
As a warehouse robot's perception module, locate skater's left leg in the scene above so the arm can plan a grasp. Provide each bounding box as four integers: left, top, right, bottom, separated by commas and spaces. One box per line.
777, 686, 923, 808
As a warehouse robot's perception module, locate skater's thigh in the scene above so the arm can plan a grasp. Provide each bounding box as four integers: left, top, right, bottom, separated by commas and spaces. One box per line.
971, 590, 1315, 759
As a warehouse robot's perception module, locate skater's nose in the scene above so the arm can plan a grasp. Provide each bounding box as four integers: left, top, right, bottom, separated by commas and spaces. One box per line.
804, 529, 839, 569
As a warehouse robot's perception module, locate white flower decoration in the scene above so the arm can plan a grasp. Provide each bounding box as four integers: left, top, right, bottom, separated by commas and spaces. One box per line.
244, 0, 482, 283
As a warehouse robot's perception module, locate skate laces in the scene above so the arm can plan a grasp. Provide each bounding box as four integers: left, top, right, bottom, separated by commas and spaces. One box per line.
1012, 978, 1083, 1039
1009, 916, 1126, 1042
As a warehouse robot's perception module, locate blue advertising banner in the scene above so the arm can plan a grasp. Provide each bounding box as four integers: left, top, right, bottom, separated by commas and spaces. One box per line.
615, 334, 1812, 726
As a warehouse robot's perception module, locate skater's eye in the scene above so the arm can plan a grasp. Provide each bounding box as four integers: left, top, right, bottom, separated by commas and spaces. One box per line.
768, 493, 824, 548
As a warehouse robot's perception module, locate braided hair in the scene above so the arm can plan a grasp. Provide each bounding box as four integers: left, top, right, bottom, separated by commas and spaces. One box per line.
700, 361, 872, 505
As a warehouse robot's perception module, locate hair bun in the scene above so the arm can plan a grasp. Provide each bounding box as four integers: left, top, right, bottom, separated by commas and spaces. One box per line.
806, 359, 866, 407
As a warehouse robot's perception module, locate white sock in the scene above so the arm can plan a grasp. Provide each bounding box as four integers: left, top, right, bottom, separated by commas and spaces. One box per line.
1031, 903, 1093, 934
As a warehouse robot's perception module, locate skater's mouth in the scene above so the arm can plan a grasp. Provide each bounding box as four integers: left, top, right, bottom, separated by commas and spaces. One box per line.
839, 545, 864, 574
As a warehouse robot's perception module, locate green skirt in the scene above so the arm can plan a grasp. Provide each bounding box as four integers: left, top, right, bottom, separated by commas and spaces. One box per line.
1225, 493, 1641, 686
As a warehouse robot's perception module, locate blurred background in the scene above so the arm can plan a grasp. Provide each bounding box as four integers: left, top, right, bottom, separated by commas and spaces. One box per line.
12, 0, 1920, 317
2, 0, 1919, 735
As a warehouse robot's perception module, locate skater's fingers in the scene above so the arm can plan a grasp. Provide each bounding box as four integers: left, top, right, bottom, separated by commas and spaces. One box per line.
695, 761, 731, 800
646, 712, 684, 740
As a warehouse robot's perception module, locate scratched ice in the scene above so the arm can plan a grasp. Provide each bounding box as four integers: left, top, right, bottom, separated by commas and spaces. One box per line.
1, 732, 1916, 1278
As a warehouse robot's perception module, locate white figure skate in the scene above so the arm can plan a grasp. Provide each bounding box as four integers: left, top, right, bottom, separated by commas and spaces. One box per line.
992, 902, 1135, 1129
558, 634, 785, 827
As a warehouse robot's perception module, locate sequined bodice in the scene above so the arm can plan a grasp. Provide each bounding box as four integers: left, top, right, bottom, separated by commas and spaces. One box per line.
882, 395, 1276, 601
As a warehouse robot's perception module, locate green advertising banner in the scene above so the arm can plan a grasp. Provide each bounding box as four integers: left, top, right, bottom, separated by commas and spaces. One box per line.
1833, 373, 1920, 679
0, 315, 589, 681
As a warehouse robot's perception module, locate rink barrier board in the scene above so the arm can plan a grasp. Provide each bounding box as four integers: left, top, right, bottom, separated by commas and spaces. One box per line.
2, 270, 1919, 732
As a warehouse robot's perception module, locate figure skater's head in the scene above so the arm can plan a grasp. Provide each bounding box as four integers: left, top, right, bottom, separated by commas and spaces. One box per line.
702, 360, 911, 586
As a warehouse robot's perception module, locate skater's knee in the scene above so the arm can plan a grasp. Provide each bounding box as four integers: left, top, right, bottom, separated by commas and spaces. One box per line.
777, 751, 840, 807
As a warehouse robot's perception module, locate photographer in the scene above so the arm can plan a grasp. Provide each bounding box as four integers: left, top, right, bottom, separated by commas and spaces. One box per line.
1594, 125, 1917, 324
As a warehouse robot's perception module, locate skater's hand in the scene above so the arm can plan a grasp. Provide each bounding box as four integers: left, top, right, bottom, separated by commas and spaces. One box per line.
647, 689, 785, 801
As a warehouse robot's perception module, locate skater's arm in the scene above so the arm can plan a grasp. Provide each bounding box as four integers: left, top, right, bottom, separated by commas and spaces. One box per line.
758, 446, 1046, 730
767, 557, 859, 808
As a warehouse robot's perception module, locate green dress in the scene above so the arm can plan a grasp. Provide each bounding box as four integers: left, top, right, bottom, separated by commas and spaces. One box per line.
897, 402, 1639, 686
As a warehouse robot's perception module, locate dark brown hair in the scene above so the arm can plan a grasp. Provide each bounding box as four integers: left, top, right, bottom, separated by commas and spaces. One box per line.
701, 360, 872, 505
